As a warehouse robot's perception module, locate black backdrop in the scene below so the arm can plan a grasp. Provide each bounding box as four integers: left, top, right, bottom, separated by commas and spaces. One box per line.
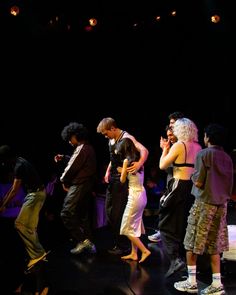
1, 1, 235, 180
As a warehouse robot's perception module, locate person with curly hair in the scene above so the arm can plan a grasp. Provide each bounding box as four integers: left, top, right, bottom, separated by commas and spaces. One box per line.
55, 122, 97, 255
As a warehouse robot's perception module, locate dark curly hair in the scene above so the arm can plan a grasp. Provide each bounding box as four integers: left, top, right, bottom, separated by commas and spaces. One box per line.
204, 123, 226, 146
61, 122, 89, 142
168, 111, 184, 121
116, 137, 140, 166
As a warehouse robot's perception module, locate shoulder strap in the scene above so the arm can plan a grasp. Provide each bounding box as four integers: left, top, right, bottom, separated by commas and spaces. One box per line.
181, 141, 187, 164
116, 131, 126, 143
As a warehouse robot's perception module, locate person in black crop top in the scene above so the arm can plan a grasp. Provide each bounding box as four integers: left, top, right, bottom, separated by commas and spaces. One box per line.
159, 118, 202, 278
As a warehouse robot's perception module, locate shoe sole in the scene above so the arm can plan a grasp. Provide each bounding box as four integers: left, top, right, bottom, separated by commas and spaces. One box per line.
200, 291, 225, 295
148, 238, 161, 242
25, 250, 51, 273
175, 287, 198, 294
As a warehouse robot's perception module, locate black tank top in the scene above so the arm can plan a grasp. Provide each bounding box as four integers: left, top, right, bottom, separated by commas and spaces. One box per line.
109, 131, 126, 178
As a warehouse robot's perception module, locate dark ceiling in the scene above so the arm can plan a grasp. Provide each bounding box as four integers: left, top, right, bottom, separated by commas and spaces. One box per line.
1, 0, 234, 37
0, 0, 235, 168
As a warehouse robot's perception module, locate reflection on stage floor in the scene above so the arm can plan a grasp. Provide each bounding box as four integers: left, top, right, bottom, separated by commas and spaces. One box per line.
1, 205, 236, 295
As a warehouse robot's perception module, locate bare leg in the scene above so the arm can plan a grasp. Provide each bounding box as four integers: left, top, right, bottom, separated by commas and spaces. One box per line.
186, 250, 197, 266
128, 235, 151, 263
121, 243, 138, 261
210, 254, 221, 273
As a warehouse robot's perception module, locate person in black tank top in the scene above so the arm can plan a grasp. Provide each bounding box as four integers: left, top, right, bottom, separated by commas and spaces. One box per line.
97, 117, 149, 255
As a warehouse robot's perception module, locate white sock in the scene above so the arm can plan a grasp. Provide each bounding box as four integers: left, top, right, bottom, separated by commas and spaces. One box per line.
187, 265, 197, 284
212, 273, 222, 287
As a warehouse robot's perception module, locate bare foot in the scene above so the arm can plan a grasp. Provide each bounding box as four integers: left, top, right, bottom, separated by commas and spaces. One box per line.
121, 253, 138, 261
139, 250, 151, 263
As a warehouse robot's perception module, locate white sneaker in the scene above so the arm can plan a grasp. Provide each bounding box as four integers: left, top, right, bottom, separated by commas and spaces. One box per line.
174, 279, 198, 293
148, 231, 161, 242
200, 284, 225, 295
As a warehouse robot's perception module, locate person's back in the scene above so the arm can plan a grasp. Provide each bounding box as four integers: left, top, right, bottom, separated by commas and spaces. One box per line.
192, 143, 233, 205
161, 118, 202, 181
15, 157, 45, 191
174, 123, 234, 295
158, 118, 202, 278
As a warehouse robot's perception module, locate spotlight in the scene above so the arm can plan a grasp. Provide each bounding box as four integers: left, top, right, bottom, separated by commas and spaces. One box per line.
211, 14, 220, 24
89, 18, 98, 27
10, 5, 20, 16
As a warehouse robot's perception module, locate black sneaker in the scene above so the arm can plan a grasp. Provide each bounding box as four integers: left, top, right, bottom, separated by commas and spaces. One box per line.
71, 239, 96, 255
108, 246, 130, 255
165, 258, 186, 278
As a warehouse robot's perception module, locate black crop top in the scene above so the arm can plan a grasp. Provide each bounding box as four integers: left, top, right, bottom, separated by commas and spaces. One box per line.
173, 141, 194, 168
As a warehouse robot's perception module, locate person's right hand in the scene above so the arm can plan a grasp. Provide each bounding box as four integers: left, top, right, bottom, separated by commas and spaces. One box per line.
104, 172, 110, 183
160, 137, 170, 150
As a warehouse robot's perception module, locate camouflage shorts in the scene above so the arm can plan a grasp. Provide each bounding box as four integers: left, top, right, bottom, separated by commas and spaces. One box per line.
184, 199, 229, 255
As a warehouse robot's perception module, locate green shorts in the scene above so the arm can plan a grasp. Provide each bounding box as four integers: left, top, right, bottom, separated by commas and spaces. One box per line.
184, 199, 229, 255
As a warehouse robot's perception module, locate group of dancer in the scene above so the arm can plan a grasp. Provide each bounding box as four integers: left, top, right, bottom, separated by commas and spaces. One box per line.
0, 113, 234, 295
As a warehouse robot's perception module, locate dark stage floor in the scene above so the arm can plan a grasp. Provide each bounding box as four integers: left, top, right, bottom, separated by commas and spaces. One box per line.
1, 204, 236, 295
